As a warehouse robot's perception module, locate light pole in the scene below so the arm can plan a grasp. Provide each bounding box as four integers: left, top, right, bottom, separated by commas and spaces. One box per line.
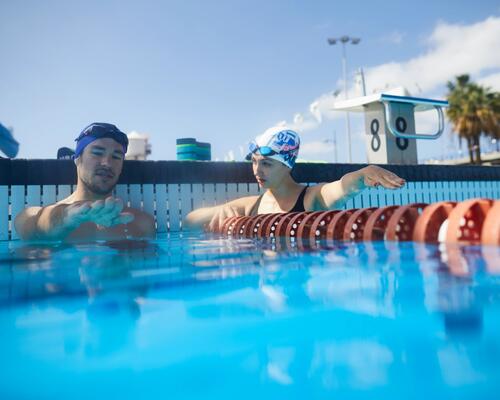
327, 35, 360, 163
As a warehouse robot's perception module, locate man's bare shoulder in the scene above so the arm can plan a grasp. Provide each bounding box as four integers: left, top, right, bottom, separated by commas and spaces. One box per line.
15, 202, 65, 228
55, 194, 81, 205
17, 206, 42, 218
14, 206, 42, 235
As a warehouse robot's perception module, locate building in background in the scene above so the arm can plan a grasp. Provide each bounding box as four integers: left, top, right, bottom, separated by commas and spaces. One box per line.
126, 131, 151, 160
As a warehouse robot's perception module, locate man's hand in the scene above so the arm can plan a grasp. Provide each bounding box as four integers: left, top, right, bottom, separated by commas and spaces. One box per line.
359, 165, 405, 189
64, 197, 134, 230
207, 204, 242, 233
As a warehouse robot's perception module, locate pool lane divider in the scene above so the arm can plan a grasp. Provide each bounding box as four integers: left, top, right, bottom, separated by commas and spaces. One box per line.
215, 198, 500, 246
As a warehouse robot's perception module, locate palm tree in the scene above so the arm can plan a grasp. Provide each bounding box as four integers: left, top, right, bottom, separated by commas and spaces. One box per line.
446, 75, 500, 164
490, 91, 500, 147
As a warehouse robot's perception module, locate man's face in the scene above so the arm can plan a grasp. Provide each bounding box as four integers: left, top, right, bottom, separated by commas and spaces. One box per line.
251, 153, 290, 189
76, 138, 124, 196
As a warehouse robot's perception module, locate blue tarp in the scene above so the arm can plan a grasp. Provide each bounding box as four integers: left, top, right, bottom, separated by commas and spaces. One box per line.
0, 123, 19, 158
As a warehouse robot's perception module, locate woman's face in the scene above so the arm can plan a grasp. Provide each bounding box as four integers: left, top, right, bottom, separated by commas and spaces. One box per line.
251, 154, 290, 189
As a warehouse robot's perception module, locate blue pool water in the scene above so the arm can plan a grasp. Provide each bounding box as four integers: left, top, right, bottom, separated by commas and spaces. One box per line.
0, 233, 499, 399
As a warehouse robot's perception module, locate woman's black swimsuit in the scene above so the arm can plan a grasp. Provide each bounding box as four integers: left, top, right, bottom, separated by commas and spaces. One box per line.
250, 186, 308, 216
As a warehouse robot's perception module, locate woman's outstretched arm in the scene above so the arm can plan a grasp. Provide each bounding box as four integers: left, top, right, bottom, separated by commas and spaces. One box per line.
311, 165, 405, 210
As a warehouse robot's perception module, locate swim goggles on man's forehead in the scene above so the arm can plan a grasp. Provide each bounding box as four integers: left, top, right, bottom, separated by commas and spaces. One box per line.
75, 123, 129, 147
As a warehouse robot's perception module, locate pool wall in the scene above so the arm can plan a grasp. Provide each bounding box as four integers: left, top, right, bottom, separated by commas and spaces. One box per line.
1, 159, 499, 240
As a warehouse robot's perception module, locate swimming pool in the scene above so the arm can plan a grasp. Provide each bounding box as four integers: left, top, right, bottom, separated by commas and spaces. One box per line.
1, 232, 499, 399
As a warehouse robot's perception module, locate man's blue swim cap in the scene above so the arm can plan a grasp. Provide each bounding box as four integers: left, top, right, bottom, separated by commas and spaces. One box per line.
74, 123, 128, 159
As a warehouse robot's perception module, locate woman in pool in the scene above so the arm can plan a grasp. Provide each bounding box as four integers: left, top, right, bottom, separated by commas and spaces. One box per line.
185, 127, 405, 231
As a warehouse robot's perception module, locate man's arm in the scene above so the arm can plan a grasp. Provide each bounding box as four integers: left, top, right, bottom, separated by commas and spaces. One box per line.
15, 204, 80, 241
15, 198, 135, 241
309, 165, 405, 210
14, 207, 42, 240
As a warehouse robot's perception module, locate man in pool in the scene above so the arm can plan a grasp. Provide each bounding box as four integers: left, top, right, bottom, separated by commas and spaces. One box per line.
185, 127, 405, 231
15, 123, 156, 241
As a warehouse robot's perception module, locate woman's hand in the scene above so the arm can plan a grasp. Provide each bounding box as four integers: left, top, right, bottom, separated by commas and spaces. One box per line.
359, 165, 405, 189
207, 204, 242, 232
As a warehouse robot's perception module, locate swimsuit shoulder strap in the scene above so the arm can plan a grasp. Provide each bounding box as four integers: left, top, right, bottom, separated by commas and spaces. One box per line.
249, 194, 264, 216
289, 186, 308, 213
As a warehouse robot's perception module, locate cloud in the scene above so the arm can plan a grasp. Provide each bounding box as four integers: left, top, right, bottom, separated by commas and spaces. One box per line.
380, 31, 405, 45
478, 71, 500, 91
287, 112, 320, 132
300, 140, 335, 155
309, 101, 322, 123
365, 16, 500, 94
313, 22, 332, 31
298, 131, 364, 161
258, 17, 500, 157
282, 92, 344, 134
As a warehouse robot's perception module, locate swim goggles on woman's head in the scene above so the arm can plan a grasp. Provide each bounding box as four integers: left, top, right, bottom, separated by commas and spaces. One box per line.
247, 141, 282, 158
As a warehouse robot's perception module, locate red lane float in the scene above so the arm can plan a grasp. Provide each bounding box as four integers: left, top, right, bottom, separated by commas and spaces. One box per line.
296, 211, 327, 240
257, 213, 281, 238
221, 216, 238, 237
412, 201, 456, 243
363, 205, 399, 241
214, 198, 499, 246
481, 200, 500, 246
274, 212, 300, 238
445, 199, 493, 244
343, 208, 377, 241
233, 216, 252, 238
266, 213, 288, 238
326, 209, 358, 242
285, 212, 309, 239
309, 211, 341, 244
386, 203, 427, 242
244, 214, 266, 238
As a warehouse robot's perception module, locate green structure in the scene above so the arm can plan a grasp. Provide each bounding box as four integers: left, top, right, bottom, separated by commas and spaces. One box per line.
176, 138, 211, 161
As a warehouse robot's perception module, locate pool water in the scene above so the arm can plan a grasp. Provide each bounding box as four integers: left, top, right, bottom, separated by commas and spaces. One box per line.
0, 233, 499, 399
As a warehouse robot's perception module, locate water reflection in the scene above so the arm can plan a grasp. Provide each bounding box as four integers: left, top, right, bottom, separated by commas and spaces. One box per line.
0, 233, 499, 396
1, 239, 163, 359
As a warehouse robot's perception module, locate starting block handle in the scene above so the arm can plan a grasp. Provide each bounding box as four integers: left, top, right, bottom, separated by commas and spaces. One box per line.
383, 101, 445, 140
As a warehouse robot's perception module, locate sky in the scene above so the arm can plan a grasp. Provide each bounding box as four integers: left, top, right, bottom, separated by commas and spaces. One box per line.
1, 0, 500, 163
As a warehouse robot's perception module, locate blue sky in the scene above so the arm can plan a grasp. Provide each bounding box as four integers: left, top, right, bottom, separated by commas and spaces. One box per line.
1, 0, 500, 162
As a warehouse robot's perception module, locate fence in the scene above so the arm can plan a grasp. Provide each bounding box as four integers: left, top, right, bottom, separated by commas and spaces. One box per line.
1, 159, 499, 240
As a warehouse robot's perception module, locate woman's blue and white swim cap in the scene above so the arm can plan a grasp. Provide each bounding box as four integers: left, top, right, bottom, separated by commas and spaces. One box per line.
246, 127, 300, 168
